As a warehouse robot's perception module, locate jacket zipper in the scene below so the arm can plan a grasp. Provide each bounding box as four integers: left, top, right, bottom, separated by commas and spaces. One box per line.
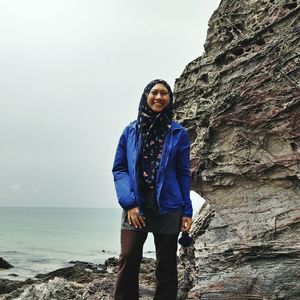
156, 127, 176, 213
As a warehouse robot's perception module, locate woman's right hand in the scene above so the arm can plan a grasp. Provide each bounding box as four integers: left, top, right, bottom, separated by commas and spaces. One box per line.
127, 207, 146, 229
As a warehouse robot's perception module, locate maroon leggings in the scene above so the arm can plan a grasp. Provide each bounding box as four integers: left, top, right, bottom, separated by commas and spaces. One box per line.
114, 229, 179, 300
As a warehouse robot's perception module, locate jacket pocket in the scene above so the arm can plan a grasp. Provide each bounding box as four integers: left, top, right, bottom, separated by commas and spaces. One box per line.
114, 172, 137, 209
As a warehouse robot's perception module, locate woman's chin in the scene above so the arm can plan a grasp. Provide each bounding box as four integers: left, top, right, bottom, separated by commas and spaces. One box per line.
150, 105, 165, 113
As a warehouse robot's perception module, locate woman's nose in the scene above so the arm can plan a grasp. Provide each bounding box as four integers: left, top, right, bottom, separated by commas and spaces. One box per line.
155, 93, 162, 99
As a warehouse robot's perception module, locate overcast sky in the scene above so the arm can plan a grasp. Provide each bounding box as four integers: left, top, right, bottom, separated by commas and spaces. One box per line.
0, 0, 220, 210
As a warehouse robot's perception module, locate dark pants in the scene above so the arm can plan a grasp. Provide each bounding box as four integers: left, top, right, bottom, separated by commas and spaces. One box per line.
114, 229, 179, 300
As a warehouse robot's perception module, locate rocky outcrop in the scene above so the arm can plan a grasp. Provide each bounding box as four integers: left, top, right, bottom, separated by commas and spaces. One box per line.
0, 258, 186, 300
0, 259, 138, 299
0, 259, 13, 270
174, 0, 300, 299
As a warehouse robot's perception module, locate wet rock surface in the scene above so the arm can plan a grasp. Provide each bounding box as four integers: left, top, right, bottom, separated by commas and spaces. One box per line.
0, 259, 13, 270
174, 0, 300, 299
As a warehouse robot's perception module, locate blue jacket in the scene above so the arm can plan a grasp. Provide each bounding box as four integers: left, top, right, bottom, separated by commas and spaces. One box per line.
112, 121, 193, 217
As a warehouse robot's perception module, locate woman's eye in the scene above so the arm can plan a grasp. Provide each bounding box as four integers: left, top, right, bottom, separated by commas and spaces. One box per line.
151, 91, 168, 96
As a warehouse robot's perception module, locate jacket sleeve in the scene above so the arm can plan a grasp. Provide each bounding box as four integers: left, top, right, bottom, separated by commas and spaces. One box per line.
176, 129, 193, 217
112, 126, 138, 210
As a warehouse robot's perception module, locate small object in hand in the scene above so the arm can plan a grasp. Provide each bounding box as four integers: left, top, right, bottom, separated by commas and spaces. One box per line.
178, 232, 193, 247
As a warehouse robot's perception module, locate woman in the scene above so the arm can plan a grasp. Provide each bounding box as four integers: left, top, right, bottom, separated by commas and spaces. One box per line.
112, 79, 193, 300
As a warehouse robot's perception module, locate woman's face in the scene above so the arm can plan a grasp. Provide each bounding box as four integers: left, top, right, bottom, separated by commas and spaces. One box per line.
146, 83, 170, 113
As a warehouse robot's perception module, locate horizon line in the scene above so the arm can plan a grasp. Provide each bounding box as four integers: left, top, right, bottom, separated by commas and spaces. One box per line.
0, 206, 120, 209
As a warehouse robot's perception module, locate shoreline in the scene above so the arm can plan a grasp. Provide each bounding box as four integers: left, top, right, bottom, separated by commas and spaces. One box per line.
0, 256, 187, 300
0, 249, 156, 282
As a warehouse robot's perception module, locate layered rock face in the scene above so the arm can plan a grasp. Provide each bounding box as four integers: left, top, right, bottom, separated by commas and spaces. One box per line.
174, 0, 300, 299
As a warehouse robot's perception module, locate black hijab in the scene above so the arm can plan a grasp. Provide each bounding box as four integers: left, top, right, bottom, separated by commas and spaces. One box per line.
137, 79, 173, 189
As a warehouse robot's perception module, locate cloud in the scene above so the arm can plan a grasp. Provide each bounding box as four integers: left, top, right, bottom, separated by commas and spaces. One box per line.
10, 184, 22, 190
0, 0, 221, 207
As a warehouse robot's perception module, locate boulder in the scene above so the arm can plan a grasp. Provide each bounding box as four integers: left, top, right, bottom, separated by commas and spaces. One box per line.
0, 258, 13, 270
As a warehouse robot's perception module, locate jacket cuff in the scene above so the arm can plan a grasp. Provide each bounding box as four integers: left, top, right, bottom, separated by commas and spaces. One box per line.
182, 207, 193, 218
119, 201, 138, 211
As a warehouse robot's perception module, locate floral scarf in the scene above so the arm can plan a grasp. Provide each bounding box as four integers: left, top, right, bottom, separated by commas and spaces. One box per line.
137, 79, 173, 189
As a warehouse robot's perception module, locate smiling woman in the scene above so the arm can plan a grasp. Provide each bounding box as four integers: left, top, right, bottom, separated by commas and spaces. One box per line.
146, 83, 170, 113
112, 79, 193, 299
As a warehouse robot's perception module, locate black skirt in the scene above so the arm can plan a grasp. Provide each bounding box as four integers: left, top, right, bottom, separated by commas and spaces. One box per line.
121, 182, 182, 234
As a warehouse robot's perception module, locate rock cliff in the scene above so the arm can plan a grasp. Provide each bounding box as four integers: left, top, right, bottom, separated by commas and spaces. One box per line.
174, 0, 300, 299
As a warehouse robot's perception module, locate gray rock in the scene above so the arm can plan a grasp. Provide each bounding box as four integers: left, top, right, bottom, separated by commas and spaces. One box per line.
174, 1, 300, 299
0, 258, 13, 270
0, 257, 169, 300
13, 277, 81, 300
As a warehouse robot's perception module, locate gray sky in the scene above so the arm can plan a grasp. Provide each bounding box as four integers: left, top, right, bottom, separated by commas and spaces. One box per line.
0, 0, 220, 209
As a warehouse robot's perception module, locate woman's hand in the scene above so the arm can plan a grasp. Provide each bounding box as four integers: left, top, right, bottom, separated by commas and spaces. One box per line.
127, 207, 146, 229
181, 217, 192, 232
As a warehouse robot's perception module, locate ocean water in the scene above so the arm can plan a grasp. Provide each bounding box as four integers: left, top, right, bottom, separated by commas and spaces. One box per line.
0, 207, 155, 280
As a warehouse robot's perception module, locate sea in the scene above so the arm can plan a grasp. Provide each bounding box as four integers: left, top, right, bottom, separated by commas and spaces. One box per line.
0, 207, 156, 281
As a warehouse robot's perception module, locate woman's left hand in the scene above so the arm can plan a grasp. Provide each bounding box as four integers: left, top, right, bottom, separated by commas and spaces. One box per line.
181, 217, 192, 232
